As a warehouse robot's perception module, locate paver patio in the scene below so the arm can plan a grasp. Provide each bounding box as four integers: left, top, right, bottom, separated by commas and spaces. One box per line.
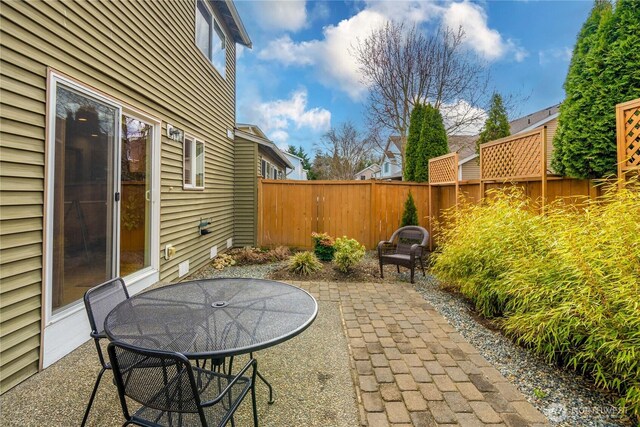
296, 281, 549, 427
0, 280, 549, 426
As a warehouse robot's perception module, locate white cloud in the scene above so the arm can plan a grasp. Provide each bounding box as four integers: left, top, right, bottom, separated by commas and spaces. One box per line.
259, 9, 388, 100
442, 1, 527, 62
257, 1, 526, 101
538, 47, 572, 65
243, 89, 331, 146
258, 35, 317, 66
252, 0, 307, 32
440, 100, 487, 135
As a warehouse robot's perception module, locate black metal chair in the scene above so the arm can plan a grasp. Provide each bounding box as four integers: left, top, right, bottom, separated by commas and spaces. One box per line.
377, 226, 429, 283
81, 277, 130, 426
107, 341, 257, 427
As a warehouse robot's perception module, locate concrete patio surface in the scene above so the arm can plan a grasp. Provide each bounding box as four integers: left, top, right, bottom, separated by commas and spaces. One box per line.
0, 280, 549, 426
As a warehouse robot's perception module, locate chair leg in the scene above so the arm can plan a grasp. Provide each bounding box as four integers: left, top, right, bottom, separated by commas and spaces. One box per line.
419, 256, 426, 276
81, 367, 106, 427
379, 261, 384, 279
396, 265, 400, 273
251, 362, 259, 427
410, 265, 415, 284
256, 370, 275, 404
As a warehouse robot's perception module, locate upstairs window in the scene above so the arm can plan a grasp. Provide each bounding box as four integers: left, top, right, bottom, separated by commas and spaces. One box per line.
184, 135, 204, 189
196, 0, 226, 78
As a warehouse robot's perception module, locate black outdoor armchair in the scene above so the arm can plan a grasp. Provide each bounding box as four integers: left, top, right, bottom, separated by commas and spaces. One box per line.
377, 226, 429, 284
107, 341, 257, 427
82, 277, 130, 426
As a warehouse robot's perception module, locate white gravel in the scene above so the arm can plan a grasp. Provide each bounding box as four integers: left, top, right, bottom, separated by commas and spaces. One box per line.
412, 273, 632, 427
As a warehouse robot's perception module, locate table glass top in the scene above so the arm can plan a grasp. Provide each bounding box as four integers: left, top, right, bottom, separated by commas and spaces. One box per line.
104, 278, 318, 358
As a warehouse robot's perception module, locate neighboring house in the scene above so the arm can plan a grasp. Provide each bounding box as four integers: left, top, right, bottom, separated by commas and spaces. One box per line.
376, 136, 403, 180
235, 124, 293, 180
449, 135, 480, 181
354, 164, 381, 180
0, 0, 251, 393
233, 124, 293, 247
283, 151, 308, 180
455, 104, 561, 180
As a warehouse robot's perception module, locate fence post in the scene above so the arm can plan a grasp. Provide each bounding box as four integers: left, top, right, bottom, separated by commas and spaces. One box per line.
479, 144, 485, 202
257, 178, 263, 246
454, 152, 460, 209
541, 126, 547, 213
370, 180, 376, 249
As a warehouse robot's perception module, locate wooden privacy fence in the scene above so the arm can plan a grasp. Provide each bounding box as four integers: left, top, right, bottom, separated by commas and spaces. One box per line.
616, 98, 640, 187
257, 177, 604, 250
257, 180, 430, 249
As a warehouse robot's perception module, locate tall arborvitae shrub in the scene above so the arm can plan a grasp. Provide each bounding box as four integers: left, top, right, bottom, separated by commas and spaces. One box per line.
404, 103, 425, 181
401, 191, 419, 226
415, 104, 449, 182
553, 0, 640, 178
476, 93, 510, 154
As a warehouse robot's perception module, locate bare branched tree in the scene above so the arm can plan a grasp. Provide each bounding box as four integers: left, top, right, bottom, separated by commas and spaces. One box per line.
353, 22, 489, 164
314, 121, 378, 180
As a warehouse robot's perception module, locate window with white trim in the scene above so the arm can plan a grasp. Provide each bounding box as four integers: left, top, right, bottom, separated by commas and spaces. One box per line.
195, 0, 226, 78
184, 135, 204, 189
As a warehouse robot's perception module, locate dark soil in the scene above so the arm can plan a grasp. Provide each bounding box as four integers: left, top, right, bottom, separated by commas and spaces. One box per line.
269, 252, 386, 283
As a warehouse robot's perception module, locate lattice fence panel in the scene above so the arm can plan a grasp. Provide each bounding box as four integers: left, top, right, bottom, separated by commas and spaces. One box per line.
620, 101, 640, 171
481, 130, 543, 180
429, 153, 457, 184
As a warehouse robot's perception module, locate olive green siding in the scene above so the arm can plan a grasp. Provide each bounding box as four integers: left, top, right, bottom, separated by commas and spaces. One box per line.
0, 0, 240, 393
234, 139, 258, 246
258, 151, 287, 178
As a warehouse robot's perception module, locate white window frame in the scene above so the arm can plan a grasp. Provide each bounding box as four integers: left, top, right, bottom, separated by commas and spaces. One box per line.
195, 0, 227, 79
183, 134, 205, 190
43, 70, 161, 368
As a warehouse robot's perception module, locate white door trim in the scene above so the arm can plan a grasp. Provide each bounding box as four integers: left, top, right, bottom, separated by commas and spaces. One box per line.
42, 71, 161, 368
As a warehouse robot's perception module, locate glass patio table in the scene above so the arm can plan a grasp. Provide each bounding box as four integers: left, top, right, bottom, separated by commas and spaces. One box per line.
104, 278, 318, 402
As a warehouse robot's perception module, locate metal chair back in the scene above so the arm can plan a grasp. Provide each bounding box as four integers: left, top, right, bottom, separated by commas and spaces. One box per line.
107, 341, 205, 421
84, 277, 129, 338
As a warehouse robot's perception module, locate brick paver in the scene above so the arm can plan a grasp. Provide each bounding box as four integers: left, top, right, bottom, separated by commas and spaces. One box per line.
297, 281, 549, 426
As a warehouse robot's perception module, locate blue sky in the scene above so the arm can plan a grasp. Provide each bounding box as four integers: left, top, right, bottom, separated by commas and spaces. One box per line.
234, 0, 593, 154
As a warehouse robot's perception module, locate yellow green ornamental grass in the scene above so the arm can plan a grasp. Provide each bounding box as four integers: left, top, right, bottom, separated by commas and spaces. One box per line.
432, 182, 640, 418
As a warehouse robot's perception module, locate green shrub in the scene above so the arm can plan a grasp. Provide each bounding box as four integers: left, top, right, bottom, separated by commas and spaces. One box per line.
401, 191, 419, 226
333, 236, 366, 273
432, 183, 640, 418
288, 251, 322, 275
311, 232, 335, 261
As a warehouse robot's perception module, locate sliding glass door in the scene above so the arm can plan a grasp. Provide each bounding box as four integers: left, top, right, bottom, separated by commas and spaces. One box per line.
120, 115, 152, 276
51, 85, 119, 312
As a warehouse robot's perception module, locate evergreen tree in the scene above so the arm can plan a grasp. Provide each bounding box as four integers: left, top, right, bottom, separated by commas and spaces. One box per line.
401, 191, 419, 227
414, 104, 449, 182
288, 145, 317, 179
404, 103, 425, 181
476, 93, 510, 154
553, 0, 640, 178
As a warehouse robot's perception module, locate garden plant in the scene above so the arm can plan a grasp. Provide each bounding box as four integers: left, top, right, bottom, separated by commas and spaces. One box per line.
432, 183, 640, 418
333, 236, 366, 273
288, 251, 322, 275
311, 232, 336, 261
401, 191, 419, 227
